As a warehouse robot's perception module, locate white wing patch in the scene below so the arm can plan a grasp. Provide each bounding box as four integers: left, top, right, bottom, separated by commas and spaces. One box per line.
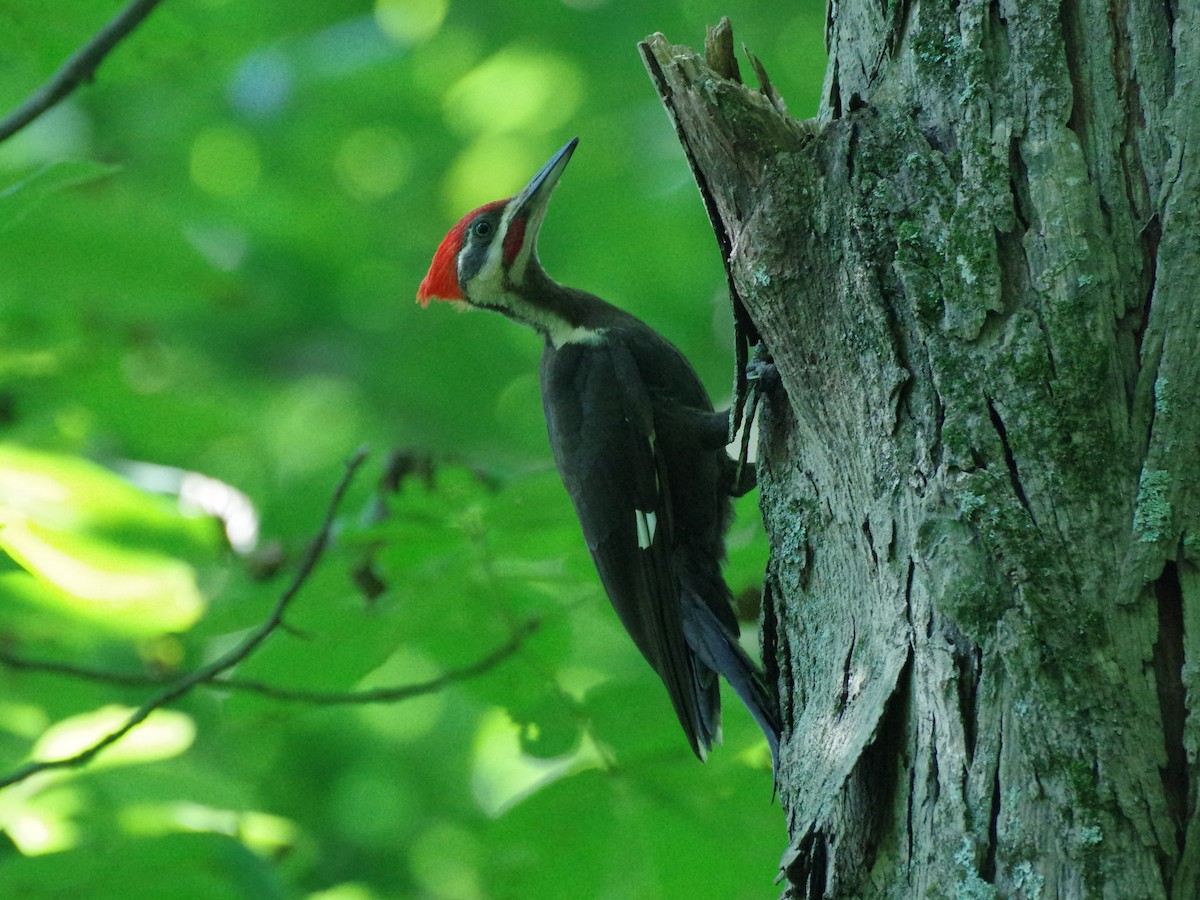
634, 429, 660, 550
635, 508, 658, 550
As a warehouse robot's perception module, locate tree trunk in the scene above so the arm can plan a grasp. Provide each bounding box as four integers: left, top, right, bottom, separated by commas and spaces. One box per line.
642, 2, 1199, 897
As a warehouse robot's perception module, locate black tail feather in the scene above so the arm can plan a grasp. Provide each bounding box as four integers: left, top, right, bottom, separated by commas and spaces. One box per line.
680, 590, 781, 771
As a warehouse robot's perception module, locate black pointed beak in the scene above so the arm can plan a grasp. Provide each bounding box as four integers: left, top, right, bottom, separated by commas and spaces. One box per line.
509, 137, 578, 234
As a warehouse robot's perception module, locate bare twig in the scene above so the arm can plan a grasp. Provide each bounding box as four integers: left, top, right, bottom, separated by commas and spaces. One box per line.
0, 0, 166, 144
0, 619, 539, 705
0, 446, 368, 790
0, 649, 164, 687
214, 619, 539, 704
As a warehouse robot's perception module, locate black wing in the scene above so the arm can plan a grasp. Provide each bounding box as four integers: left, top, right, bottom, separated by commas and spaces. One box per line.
540, 337, 713, 757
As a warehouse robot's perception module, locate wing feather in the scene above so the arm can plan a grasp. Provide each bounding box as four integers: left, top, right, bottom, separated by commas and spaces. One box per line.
541, 339, 710, 756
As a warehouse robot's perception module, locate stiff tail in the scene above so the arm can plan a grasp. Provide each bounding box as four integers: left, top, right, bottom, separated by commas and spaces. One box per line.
680, 591, 781, 771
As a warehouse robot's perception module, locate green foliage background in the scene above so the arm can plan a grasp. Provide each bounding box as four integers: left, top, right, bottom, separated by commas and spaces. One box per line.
0, 2, 825, 897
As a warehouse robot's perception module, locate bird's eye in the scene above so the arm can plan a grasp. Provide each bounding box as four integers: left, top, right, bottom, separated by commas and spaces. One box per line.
472, 219, 493, 238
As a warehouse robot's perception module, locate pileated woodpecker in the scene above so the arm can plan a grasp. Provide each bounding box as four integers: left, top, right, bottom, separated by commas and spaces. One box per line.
417, 137, 780, 766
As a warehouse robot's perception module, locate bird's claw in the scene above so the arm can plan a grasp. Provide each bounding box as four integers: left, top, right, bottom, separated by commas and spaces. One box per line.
745, 344, 779, 390
731, 345, 778, 496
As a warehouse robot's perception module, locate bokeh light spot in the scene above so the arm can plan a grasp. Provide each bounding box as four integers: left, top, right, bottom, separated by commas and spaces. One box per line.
229, 49, 294, 119
264, 377, 366, 478
445, 47, 583, 137
335, 127, 411, 201
409, 821, 482, 900
189, 126, 261, 197
308, 885, 381, 900
443, 135, 533, 217
375, 0, 448, 44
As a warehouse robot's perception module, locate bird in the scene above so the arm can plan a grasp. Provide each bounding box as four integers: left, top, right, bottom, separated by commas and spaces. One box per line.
416, 137, 780, 767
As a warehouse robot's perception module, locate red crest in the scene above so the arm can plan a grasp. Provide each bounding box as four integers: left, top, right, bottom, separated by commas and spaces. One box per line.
416, 200, 508, 306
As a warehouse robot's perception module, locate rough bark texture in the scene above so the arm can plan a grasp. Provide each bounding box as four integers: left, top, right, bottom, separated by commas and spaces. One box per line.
643, 2, 1199, 897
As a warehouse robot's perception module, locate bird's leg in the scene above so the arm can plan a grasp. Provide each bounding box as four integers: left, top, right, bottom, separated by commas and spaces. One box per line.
656, 405, 759, 499
728, 457, 757, 498
730, 344, 779, 496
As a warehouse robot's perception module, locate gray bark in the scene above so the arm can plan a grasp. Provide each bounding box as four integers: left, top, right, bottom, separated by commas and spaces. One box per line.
643, 2, 1199, 897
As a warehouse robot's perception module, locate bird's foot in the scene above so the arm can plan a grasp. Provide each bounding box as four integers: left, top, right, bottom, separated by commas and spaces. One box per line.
745, 344, 780, 392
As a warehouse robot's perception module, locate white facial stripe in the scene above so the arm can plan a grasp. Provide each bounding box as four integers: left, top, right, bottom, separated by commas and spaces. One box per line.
467, 202, 532, 310
635, 509, 658, 550
460, 193, 604, 347
548, 323, 604, 348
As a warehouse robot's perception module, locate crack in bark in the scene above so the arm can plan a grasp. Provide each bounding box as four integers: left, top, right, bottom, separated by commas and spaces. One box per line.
862, 518, 880, 571
957, 641, 983, 763
1151, 560, 1188, 866
930, 387, 946, 474
986, 397, 1036, 524
1032, 305, 1061, 383
783, 826, 830, 899
881, 307, 915, 437
1134, 214, 1161, 363
984, 710, 1003, 882
762, 575, 786, 731
929, 714, 941, 805
904, 557, 916, 632
785, 642, 914, 897
839, 618, 859, 715
1126, 213, 1161, 423
1008, 135, 1032, 234
1115, 16, 1153, 221
829, 58, 843, 120
906, 755, 917, 867
1002, 138, 1036, 320
1060, 2, 1089, 140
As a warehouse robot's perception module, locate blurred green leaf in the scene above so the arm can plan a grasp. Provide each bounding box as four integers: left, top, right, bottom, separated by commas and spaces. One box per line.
0, 160, 118, 230
0, 1, 824, 895
0, 832, 288, 900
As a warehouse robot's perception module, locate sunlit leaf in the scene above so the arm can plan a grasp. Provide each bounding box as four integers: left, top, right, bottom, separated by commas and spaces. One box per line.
0, 446, 210, 634
119, 801, 297, 856
470, 707, 602, 817
33, 705, 195, 768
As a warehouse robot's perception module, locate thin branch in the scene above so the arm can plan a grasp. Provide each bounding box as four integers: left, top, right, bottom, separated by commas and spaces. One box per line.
0, 0, 166, 144
0, 649, 160, 687
215, 619, 539, 704
0, 446, 369, 791
0, 619, 539, 705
